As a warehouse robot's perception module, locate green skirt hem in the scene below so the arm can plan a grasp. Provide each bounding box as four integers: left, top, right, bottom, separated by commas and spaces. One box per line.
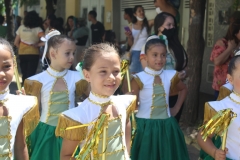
131, 117, 190, 160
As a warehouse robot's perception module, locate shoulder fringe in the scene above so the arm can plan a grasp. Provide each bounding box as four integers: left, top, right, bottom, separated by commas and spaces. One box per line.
23, 97, 40, 137
55, 114, 88, 141
24, 79, 42, 97
133, 76, 143, 90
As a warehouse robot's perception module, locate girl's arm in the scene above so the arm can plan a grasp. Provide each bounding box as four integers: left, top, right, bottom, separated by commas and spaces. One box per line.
148, 19, 154, 28
14, 35, 20, 48
212, 40, 235, 66
131, 78, 140, 110
125, 118, 131, 155
197, 131, 227, 160
14, 120, 29, 160
60, 139, 79, 160
170, 80, 187, 116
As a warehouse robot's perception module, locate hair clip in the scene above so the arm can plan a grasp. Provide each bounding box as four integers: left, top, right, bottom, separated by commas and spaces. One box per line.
76, 61, 84, 79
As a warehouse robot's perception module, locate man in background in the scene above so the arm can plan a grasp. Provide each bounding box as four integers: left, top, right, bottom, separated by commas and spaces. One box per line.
88, 10, 105, 44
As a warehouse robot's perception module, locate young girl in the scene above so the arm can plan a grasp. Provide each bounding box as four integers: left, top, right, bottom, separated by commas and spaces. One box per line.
24, 30, 88, 160
0, 38, 39, 160
217, 80, 233, 101
56, 43, 136, 160
197, 56, 240, 160
130, 38, 189, 160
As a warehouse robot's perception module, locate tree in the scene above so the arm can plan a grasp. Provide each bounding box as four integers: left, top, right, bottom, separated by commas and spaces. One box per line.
45, 0, 57, 17
182, 0, 206, 126
4, 0, 14, 42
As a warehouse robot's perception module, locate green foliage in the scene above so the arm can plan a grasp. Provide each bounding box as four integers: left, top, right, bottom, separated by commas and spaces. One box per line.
0, 0, 21, 15
0, 0, 5, 15
233, 0, 240, 11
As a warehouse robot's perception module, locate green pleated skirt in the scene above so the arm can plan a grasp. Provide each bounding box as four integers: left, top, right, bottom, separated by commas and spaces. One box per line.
199, 136, 232, 160
28, 122, 62, 160
131, 117, 190, 160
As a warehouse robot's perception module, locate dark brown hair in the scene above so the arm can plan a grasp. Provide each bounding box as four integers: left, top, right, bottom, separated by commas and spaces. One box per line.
225, 19, 240, 44
47, 35, 75, 56
82, 43, 120, 71
154, 12, 188, 71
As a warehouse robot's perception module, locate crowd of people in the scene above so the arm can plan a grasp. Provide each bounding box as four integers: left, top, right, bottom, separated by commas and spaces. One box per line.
0, 0, 240, 160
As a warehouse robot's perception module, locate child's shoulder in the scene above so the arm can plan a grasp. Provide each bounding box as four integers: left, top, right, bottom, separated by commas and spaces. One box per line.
8, 94, 37, 112
66, 70, 83, 81
111, 95, 137, 109
62, 99, 90, 123
27, 71, 46, 82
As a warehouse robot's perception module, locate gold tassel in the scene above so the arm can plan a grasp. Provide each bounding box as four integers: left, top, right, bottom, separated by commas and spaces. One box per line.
55, 115, 88, 141
76, 79, 89, 97
24, 79, 42, 97
13, 55, 21, 90
75, 113, 110, 160
23, 97, 40, 137
199, 108, 237, 150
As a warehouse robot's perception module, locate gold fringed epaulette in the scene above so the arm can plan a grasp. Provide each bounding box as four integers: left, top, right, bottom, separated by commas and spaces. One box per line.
203, 102, 217, 123
23, 97, 40, 137
24, 79, 42, 97
55, 115, 87, 141
217, 86, 231, 101
76, 79, 90, 97
126, 96, 137, 120
133, 76, 143, 90
170, 72, 180, 95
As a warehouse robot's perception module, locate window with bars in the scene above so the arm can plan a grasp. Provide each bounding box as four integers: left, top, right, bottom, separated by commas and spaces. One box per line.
121, 0, 155, 11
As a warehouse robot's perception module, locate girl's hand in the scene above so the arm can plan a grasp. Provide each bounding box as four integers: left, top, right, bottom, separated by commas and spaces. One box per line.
16, 87, 26, 95
228, 40, 237, 51
125, 90, 134, 95
214, 148, 228, 160
178, 70, 187, 80
125, 31, 132, 38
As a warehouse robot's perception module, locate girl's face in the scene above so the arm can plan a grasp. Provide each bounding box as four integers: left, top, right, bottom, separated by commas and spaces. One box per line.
68, 18, 74, 28
0, 45, 14, 91
228, 60, 240, 93
159, 16, 175, 32
50, 39, 76, 70
145, 44, 167, 70
83, 52, 121, 97
134, 7, 145, 19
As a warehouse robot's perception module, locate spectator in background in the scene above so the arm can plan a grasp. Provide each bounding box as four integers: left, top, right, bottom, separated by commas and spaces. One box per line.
120, 8, 134, 52
88, 10, 105, 44
50, 17, 64, 34
154, 0, 180, 29
24, 10, 28, 17
210, 20, 240, 100
125, 5, 152, 74
124, 8, 134, 24
65, 15, 75, 36
14, 11, 44, 84
70, 18, 89, 68
45, 14, 56, 34
0, 15, 7, 38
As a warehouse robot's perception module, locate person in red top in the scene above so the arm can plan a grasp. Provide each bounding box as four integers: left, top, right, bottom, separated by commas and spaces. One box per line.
210, 20, 240, 100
